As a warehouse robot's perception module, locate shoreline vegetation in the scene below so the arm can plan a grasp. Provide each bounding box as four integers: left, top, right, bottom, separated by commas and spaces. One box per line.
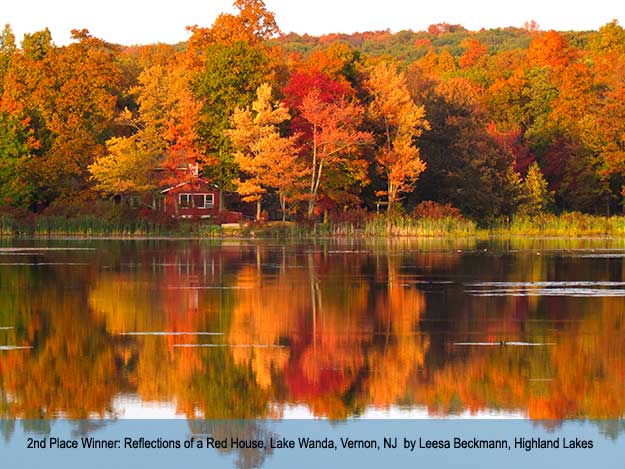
3, 211, 625, 239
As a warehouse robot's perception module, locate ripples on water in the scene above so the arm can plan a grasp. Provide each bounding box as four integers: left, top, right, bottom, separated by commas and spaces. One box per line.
466, 281, 625, 296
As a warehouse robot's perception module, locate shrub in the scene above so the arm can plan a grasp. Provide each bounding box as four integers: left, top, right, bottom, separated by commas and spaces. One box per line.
329, 207, 371, 226
413, 201, 463, 220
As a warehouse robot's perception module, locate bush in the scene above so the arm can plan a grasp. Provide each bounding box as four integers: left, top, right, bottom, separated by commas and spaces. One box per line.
328, 207, 371, 226
413, 201, 463, 220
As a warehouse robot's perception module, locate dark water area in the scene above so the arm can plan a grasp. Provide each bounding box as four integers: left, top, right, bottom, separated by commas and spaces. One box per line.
1, 237, 625, 421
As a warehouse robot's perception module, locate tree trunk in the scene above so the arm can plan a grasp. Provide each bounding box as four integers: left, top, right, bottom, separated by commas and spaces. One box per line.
307, 160, 324, 219
256, 200, 261, 221
307, 197, 315, 219
281, 194, 287, 222
387, 181, 394, 213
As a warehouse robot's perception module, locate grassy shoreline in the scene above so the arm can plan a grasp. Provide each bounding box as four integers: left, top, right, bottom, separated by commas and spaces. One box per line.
2, 212, 625, 239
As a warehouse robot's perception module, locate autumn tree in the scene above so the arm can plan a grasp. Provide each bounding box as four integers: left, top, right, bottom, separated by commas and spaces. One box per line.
209, 0, 279, 45
298, 90, 371, 219
89, 59, 202, 197
0, 24, 16, 94
187, 0, 279, 58
1, 29, 53, 208
283, 44, 374, 216
186, 0, 281, 193
459, 38, 488, 68
305, 43, 361, 92
89, 136, 160, 196
418, 49, 457, 76
366, 61, 430, 212
257, 132, 308, 221
518, 162, 553, 216
3, 29, 123, 208
527, 30, 575, 70
227, 83, 304, 220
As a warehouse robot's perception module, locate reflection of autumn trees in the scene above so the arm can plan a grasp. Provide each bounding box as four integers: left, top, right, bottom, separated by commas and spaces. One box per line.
367, 257, 429, 406
86, 245, 432, 418
540, 302, 625, 419
88, 246, 274, 418
3, 241, 625, 422
227, 264, 300, 390
225, 249, 430, 418
413, 301, 625, 420
0, 263, 122, 418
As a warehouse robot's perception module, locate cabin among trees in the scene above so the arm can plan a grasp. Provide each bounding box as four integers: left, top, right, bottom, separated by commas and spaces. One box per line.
158, 178, 243, 222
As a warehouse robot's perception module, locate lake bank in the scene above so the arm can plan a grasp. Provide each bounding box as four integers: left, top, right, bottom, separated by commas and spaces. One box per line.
3, 212, 625, 239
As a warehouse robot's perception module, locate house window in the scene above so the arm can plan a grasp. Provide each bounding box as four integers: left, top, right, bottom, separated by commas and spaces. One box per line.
192, 193, 215, 209
193, 194, 205, 208
179, 193, 215, 209
179, 193, 192, 207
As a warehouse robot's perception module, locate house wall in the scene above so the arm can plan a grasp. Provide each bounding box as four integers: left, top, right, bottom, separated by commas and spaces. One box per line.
164, 186, 222, 218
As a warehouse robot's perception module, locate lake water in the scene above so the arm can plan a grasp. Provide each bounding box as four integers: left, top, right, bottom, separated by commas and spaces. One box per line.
1, 237, 625, 420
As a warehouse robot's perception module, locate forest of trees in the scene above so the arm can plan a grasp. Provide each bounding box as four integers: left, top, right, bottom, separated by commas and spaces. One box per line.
1, 0, 624, 224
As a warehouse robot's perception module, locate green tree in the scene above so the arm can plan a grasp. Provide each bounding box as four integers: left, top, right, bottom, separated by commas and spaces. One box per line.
0, 107, 37, 207
192, 42, 270, 190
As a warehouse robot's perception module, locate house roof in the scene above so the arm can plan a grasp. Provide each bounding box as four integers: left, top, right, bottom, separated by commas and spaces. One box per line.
160, 179, 219, 194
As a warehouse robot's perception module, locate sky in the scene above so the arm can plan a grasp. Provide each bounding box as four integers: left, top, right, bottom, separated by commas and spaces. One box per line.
1, 0, 625, 46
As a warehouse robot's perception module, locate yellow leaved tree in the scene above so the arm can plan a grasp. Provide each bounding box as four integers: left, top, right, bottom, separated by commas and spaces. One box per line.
228, 83, 306, 220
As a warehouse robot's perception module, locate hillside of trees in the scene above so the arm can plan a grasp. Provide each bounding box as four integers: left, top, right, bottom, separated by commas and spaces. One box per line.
1, 0, 624, 225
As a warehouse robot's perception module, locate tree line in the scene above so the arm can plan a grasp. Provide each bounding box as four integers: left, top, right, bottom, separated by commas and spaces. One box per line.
0, 0, 624, 223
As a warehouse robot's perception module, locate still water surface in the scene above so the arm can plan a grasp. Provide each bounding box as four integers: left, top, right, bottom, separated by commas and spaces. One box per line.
1, 237, 624, 420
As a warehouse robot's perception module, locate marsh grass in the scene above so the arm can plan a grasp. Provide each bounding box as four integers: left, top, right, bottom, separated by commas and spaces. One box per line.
493, 213, 625, 237
243, 215, 477, 239
1, 211, 624, 239
33, 216, 166, 237
0, 215, 19, 237
363, 215, 477, 237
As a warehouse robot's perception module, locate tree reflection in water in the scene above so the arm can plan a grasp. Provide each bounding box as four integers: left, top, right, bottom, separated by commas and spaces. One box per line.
0, 239, 625, 425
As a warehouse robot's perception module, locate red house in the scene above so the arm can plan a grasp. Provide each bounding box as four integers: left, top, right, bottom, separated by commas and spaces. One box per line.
159, 178, 242, 222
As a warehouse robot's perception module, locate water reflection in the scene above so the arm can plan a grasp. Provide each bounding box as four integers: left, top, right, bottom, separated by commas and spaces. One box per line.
0, 239, 625, 421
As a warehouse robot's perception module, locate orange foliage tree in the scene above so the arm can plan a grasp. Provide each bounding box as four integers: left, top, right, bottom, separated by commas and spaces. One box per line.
298, 90, 371, 218
366, 61, 430, 212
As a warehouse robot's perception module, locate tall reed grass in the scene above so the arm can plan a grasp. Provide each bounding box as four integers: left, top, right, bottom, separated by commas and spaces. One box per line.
493, 213, 625, 237
2, 211, 624, 239
363, 215, 477, 237
0, 215, 20, 237
245, 215, 477, 239
33, 216, 166, 237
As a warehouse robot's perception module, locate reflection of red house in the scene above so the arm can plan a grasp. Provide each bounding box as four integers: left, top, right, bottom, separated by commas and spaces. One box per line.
159, 178, 242, 222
